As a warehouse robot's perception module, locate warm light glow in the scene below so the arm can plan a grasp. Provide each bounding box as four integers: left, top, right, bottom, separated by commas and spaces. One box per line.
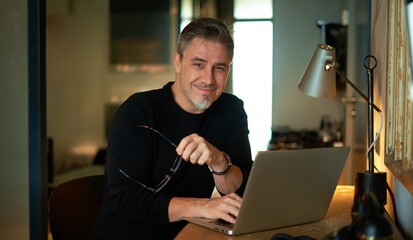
71, 144, 98, 156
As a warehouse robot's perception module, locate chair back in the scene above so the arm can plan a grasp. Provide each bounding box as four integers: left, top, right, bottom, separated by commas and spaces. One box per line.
48, 174, 105, 240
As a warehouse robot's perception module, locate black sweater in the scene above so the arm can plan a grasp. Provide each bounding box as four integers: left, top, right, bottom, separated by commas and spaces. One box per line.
93, 82, 253, 239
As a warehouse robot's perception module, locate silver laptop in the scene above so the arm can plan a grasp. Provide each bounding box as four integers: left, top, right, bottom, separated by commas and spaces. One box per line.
183, 146, 350, 236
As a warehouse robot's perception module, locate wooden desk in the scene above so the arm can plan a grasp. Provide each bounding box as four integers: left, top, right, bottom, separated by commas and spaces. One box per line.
175, 186, 404, 240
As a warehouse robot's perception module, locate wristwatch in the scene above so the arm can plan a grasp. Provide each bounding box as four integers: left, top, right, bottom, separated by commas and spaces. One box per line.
209, 152, 232, 175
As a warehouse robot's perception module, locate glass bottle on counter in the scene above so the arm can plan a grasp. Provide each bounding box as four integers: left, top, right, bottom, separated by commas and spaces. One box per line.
319, 115, 335, 146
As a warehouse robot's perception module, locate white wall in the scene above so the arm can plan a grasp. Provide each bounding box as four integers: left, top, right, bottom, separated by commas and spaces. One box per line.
273, 0, 346, 131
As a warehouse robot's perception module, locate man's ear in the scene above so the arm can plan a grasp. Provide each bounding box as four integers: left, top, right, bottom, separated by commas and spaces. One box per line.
173, 52, 181, 73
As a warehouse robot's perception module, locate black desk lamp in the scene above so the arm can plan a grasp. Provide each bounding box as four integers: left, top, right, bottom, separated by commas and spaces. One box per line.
297, 44, 387, 207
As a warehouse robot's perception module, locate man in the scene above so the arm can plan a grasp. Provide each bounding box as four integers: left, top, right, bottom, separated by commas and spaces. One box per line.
93, 17, 253, 239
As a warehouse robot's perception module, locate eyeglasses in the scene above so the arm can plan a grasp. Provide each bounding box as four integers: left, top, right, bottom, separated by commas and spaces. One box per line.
111, 125, 182, 193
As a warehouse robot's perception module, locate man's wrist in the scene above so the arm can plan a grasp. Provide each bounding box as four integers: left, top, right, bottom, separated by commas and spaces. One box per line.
208, 152, 232, 175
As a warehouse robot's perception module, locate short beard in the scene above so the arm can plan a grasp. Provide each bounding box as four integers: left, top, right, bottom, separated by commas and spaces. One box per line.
191, 95, 212, 111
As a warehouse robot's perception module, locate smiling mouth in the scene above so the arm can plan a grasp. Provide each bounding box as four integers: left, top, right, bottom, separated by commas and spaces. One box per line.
192, 82, 217, 92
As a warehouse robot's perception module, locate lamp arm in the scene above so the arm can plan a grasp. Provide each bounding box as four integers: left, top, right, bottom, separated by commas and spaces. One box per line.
335, 70, 382, 113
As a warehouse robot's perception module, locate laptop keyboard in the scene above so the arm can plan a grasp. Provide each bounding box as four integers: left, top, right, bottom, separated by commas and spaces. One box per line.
210, 219, 234, 229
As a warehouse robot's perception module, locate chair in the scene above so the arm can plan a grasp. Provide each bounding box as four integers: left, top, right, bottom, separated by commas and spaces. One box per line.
48, 174, 105, 240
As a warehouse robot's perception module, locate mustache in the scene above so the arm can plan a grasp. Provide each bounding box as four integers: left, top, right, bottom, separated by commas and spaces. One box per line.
192, 82, 218, 90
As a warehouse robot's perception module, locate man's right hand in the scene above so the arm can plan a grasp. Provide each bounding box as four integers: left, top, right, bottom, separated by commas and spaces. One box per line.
168, 193, 242, 223
198, 193, 242, 223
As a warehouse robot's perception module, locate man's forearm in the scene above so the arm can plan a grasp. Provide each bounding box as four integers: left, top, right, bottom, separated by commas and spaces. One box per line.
212, 165, 242, 194
168, 197, 209, 222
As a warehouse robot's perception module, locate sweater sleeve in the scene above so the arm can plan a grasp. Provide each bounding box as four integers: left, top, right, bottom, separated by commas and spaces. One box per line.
105, 94, 173, 224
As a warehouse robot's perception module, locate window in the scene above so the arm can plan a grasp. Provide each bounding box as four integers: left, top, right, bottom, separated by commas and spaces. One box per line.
232, 0, 273, 157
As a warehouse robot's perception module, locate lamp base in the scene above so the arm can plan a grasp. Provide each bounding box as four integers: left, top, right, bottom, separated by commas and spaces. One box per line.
354, 172, 387, 207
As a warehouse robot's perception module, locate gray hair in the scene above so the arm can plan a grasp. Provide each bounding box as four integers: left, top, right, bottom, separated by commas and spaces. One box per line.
177, 17, 234, 61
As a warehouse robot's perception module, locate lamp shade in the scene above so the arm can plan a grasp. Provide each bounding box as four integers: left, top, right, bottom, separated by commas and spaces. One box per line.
298, 44, 337, 98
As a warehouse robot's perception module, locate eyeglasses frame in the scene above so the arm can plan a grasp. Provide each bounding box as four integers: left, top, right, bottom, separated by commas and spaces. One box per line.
111, 125, 182, 193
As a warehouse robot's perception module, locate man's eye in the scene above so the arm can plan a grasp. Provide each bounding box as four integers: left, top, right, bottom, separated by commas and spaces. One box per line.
193, 63, 202, 68
215, 66, 226, 71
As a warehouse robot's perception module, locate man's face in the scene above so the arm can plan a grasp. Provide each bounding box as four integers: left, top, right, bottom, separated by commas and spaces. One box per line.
172, 37, 231, 114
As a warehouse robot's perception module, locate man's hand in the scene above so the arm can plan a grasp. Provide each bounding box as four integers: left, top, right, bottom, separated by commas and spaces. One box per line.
175, 133, 242, 194
176, 133, 226, 171
169, 193, 242, 223
198, 193, 242, 223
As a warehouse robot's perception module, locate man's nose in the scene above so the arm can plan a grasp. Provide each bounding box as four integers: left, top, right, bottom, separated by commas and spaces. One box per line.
203, 68, 216, 84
